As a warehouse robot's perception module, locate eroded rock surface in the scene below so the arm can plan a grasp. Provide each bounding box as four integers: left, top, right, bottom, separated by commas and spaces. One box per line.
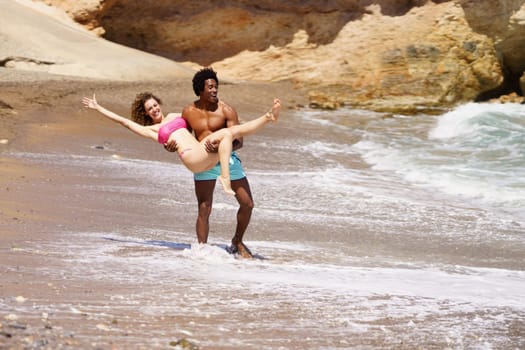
34, 0, 525, 111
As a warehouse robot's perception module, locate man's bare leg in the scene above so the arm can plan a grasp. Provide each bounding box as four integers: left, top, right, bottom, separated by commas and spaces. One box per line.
194, 177, 253, 259
229, 177, 254, 258
194, 179, 216, 243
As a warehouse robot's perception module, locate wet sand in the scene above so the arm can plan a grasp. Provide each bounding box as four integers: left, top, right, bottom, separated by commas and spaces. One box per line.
3, 70, 524, 349
0, 70, 307, 349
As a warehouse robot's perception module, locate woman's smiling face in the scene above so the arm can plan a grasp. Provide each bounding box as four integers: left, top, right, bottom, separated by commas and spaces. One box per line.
144, 98, 163, 124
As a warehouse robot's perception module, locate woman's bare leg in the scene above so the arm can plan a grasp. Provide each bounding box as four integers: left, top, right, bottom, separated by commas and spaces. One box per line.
217, 130, 235, 195
199, 98, 281, 195
228, 98, 281, 139
199, 128, 235, 195
200, 98, 281, 150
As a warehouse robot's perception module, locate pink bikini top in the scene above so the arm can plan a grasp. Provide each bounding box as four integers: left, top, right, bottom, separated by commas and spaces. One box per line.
157, 117, 187, 144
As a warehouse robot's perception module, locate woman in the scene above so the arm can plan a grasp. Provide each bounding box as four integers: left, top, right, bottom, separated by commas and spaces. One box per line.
82, 93, 281, 195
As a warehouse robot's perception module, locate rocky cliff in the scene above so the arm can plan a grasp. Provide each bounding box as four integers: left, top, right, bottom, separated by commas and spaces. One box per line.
35, 0, 525, 112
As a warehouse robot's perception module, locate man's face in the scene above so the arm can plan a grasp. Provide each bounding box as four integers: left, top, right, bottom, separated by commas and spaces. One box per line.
201, 79, 218, 103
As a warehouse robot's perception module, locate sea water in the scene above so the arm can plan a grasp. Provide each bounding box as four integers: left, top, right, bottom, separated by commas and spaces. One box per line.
4, 102, 525, 349
354, 102, 525, 220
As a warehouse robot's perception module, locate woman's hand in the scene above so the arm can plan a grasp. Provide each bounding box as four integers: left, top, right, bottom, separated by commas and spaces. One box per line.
82, 94, 99, 110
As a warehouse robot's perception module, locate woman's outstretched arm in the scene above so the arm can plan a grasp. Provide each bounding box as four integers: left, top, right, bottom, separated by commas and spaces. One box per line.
82, 94, 158, 142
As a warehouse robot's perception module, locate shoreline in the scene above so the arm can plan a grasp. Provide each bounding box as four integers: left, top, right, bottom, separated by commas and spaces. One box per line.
0, 68, 308, 236
0, 70, 308, 348
2, 69, 524, 349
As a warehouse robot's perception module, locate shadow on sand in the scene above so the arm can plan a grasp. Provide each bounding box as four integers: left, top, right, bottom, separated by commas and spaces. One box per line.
102, 236, 267, 260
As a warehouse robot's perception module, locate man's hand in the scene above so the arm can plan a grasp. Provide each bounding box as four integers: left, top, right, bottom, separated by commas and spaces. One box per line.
204, 139, 220, 153
164, 139, 178, 153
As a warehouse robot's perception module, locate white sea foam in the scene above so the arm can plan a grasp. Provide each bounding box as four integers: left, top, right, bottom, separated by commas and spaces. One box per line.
36, 231, 525, 308
429, 102, 525, 140
29, 228, 525, 349
352, 103, 525, 219
5, 126, 525, 348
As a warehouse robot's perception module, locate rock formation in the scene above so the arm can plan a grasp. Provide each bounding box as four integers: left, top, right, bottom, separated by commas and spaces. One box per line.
23, 1, 525, 112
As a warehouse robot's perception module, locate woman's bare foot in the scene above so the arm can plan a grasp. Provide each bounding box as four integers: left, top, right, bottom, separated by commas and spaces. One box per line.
271, 98, 281, 122
218, 176, 235, 196
265, 98, 282, 123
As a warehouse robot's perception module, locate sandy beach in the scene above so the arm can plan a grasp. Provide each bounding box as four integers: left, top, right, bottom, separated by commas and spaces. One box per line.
2, 69, 525, 349
0, 70, 307, 349
2, 2, 525, 348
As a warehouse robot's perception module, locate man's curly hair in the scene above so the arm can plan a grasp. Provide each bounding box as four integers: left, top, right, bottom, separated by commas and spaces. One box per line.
131, 92, 162, 126
192, 67, 219, 96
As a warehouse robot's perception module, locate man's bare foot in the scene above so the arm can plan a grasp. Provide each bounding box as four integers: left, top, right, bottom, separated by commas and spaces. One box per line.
236, 242, 253, 258
218, 176, 235, 196
227, 242, 253, 258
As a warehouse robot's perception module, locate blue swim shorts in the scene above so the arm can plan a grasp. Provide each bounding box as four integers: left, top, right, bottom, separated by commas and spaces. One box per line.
194, 151, 246, 181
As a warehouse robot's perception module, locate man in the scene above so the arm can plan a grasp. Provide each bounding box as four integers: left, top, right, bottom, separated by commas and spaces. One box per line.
166, 67, 254, 258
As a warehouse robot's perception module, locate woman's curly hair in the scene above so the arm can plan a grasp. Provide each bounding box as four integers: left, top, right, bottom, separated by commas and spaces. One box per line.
131, 92, 162, 126
192, 67, 219, 96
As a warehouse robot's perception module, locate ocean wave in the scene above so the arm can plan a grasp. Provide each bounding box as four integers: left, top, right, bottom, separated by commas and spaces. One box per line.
352, 103, 525, 216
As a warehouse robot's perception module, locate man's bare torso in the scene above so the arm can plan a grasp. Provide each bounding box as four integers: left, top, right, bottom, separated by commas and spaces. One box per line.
183, 100, 238, 142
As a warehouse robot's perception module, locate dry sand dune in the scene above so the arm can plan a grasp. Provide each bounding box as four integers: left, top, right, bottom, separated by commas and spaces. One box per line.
0, 0, 194, 81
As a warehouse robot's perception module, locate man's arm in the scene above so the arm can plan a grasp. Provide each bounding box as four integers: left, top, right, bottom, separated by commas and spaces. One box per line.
202, 102, 243, 153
